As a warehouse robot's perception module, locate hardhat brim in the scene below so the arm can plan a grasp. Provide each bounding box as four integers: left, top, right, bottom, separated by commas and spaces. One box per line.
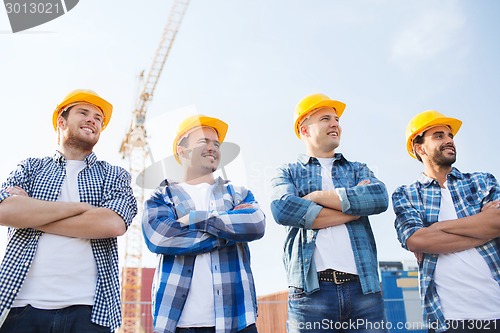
173, 116, 229, 164
294, 99, 346, 138
52, 92, 113, 131
406, 116, 462, 159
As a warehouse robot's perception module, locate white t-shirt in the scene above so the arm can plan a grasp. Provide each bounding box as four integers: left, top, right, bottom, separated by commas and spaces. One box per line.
313, 158, 357, 274
177, 182, 216, 327
14, 160, 98, 309
434, 182, 500, 320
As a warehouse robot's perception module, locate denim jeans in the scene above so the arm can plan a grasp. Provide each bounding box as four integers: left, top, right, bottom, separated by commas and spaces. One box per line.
0, 305, 110, 333
175, 324, 258, 333
287, 281, 388, 333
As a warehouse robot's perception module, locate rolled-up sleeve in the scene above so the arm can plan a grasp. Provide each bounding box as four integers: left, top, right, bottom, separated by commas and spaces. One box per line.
341, 163, 388, 216
101, 167, 137, 228
270, 165, 322, 229
392, 186, 423, 250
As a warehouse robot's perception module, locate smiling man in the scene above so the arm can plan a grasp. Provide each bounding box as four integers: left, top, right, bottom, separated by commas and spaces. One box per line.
270, 93, 389, 333
142, 114, 265, 333
392, 110, 500, 333
0, 89, 137, 333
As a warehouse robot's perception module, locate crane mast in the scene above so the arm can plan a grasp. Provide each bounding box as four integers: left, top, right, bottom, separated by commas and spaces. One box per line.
118, 1, 190, 332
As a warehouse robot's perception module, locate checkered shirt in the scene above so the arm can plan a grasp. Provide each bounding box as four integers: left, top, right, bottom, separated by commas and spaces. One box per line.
142, 177, 265, 333
270, 153, 389, 294
0, 151, 137, 331
392, 167, 500, 333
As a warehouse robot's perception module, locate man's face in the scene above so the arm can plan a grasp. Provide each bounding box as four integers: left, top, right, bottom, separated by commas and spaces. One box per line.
59, 103, 104, 149
301, 107, 342, 153
180, 127, 221, 173
418, 125, 457, 166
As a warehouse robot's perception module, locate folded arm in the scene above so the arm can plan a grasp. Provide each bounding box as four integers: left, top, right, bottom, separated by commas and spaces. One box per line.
0, 195, 92, 229
186, 192, 266, 242
36, 207, 127, 239
393, 188, 493, 254
143, 190, 249, 256
430, 201, 500, 240
270, 166, 358, 229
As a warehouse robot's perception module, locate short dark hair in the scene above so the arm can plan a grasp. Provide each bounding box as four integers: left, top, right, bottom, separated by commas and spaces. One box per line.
412, 131, 426, 162
59, 105, 76, 121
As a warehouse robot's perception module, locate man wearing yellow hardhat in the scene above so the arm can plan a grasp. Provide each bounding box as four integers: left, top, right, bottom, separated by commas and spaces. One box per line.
0, 89, 137, 332
142, 114, 265, 333
392, 110, 500, 333
270, 93, 389, 332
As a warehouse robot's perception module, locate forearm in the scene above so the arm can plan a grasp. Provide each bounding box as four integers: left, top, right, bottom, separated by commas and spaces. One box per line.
36, 207, 126, 239
434, 209, 500, 240
303, 190, 342, 211
188, 207, 265, 242
0, 196, 91, 228
312, 207, 359, 229
406, 227, 489, 253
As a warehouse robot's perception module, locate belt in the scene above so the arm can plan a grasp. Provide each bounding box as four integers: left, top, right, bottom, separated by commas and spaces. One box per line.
318, 269, 359, 284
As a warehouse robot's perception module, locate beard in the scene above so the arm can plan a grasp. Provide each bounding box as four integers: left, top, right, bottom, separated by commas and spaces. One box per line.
433, 145, 456, 167
63, 130, 98, 152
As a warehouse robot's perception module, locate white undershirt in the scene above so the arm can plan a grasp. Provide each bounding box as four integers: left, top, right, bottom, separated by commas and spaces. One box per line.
434, 182, 500, 320
14, 160, 97, 309
313, 158, 357, 274
177, 182, 216, 327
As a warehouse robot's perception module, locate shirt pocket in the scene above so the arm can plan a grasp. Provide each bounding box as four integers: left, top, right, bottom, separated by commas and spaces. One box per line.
464, 187, 491, 209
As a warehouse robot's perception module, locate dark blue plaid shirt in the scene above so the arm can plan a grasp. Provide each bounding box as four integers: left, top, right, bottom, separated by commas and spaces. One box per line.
142, 177, 265, 333
392, 168, 500, 333
0, 151, 137, 331
270, 153, 389, 294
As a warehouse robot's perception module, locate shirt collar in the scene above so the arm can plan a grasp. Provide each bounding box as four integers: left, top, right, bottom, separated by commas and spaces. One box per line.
52, 150, 97, 168
417, 167, 463, 187
297, 152, 345, 165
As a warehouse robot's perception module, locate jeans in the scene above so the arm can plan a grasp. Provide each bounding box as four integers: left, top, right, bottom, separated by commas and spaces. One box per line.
175, 324, 258, 333
287, 281, 388, 333
0, 305, 110, 333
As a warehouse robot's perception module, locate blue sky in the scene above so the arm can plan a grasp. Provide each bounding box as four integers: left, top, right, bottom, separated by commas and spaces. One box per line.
1, 0, 499, 295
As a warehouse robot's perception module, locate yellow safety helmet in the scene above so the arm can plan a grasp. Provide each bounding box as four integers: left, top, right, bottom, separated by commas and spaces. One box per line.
294, 93, 346, 138
406, 110, 462, 159
52, 89, 113, 131
173, 114, 228, 164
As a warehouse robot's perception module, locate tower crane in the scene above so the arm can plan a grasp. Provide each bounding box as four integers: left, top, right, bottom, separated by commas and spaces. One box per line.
118, 1, 190, 332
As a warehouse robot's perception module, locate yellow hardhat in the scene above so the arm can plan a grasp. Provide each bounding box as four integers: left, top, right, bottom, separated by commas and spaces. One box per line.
52, 89, 113, 131
294, 93, 346, 138
406, 110, 462, 159
173, 114, 228, 164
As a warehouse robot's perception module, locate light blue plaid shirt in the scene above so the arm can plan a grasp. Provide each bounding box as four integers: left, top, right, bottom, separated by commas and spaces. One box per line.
0, 151, 137, 331
392, 167, 500, 333
270, 153, 389, 294
142, 177, 265, 333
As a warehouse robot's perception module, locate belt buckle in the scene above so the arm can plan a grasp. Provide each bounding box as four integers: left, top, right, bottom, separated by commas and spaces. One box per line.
333, 271, 345, 284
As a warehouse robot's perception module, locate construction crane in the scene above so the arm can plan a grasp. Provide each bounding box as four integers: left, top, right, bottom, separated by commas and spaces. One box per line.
118, 1, 190, 332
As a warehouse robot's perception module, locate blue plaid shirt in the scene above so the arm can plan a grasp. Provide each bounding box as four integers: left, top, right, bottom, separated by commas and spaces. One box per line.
392, 167, 500, 333
0, 151, 137, 331
142, 177, 265, 333
270, 153, 388, 294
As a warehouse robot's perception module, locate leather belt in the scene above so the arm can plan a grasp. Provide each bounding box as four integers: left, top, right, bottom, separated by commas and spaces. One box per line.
318, 269, 359, 284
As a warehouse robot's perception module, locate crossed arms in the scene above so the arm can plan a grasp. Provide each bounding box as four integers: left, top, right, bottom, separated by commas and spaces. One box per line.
405, 202, 500, 254
393, 186, 500, 254
270, 163, 389, 230
142, 186, 266, 256
0, 187, 127, 239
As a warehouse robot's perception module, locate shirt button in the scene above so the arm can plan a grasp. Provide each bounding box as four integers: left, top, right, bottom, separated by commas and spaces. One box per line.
12, 289, 17, 294
24, 262, 29, 267
305, 259, 309, 263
